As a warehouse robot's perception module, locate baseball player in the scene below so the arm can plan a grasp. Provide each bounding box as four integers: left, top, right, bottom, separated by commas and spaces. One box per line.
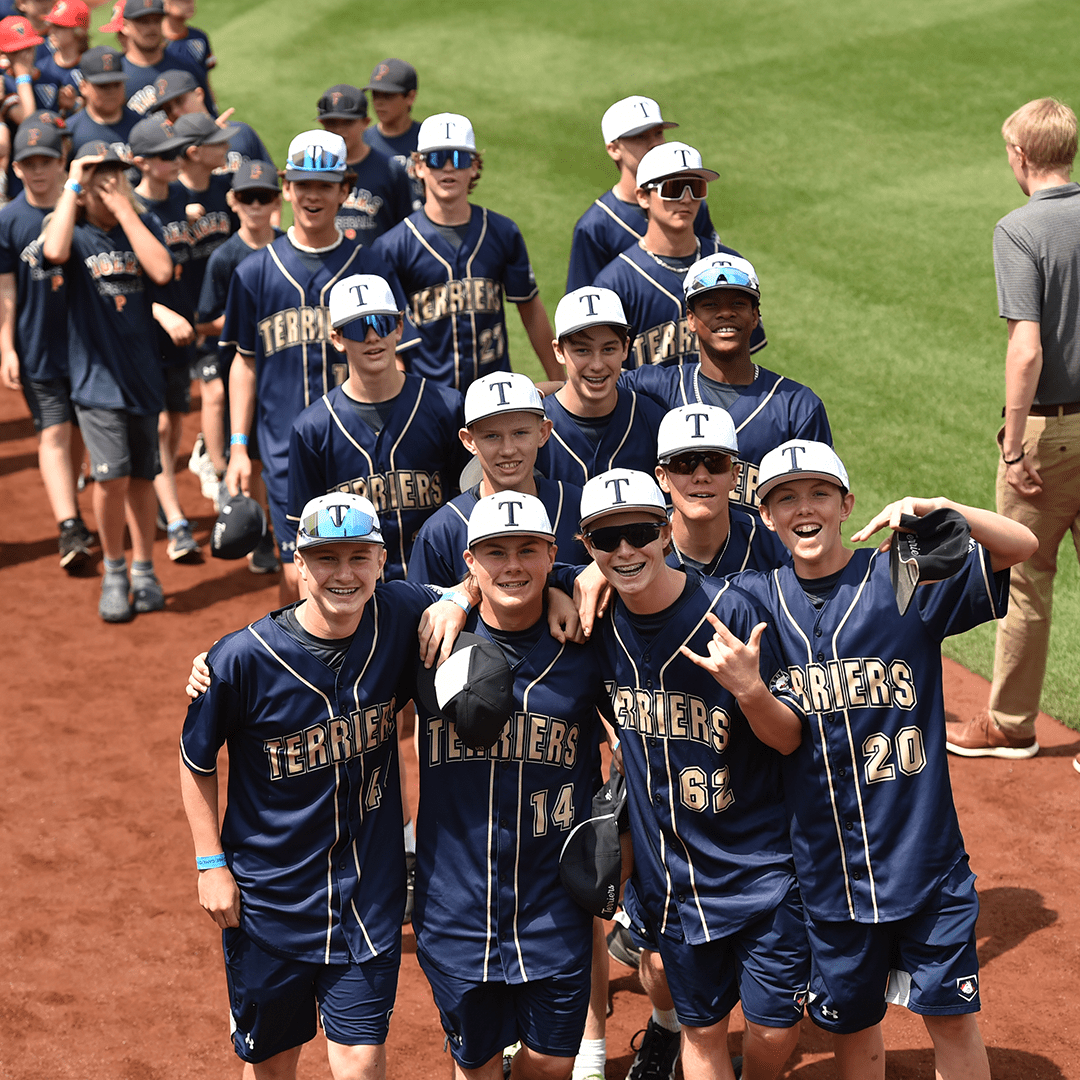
315, 83, 412, 245
619, 254, 831, 510
36, 0, 88, 114
179, 491, 473, 1079
362, 57, 423, 210
593, 142, 765, 368
43, 139, 175, 621
222, 128, 411, 603
412, 491, 611, 1080
288, 273, 466, 583
538, 286, 666, 485
736, 440, 1037, 1079
566, 95, 717, 292
161, 0, 215, 96
373, 112, 561, 391
0, 111, 91, 571
64, 46, 140, 159
407, 371, 586, 587
577, 468, 809, 1080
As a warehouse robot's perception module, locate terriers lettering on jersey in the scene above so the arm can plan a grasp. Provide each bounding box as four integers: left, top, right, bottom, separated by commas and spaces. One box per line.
424, 709, 582, 769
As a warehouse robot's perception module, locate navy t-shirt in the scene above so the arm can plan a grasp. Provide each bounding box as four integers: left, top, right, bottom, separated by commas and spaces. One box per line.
337, 148, 412, 244
123, 53, 215, 118
66, 107, 141, 158
221, 120, 275, 173
180, 172, 238, 311
141, 183, 196, 367
363, 121, 423, 209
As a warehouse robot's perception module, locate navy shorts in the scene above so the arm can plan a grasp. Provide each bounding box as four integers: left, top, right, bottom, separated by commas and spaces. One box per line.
23, 376, 75, 432
416, 949, 591, 1070
197, 347, 223, 383
223, 926, 401, 1064
805, 858, 981, 1035
74, 405, 160, 481
652, 883, 809, 1029
269, 498, 297, 557
163, 364, 192, 414
622, 881, 658, 952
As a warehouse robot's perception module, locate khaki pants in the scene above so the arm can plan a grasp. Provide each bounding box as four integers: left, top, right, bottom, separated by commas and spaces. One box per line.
990, 411, 1080, 733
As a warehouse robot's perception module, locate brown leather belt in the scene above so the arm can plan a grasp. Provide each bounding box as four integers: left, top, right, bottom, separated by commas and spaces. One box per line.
1029, 402, 1080, 416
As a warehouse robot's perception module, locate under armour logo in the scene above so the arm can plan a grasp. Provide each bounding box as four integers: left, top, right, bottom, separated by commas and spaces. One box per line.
684, 412, 709, 439
349, 282, 369, 304
244, 1032, 254, 1050
578, 292, 601, 316
782, 444, 807, 469
604, 476, 631, 504
488, 379, 514, 406
820, 1005, 839, 1021
498, 499, 523, 526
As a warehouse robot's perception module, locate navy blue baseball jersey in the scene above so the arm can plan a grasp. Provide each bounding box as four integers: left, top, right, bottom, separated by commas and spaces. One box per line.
408, 479, 587, 587
736, 545, 1008, 924
288, 378, 466, 580
363, 121, 423, 209
65, 106, 141, 158
373, 206, 538, 391
180, 172, 238, 311
220, 233, 409, 532
539, 386, 666, 485
337, 149, 412, 245
59, 213, 166, 415
181, 583, 439, 964
0, 192, 68, 382
413, 612, 607, 981
621, 364, 832, 509
220, 121, 274, 173
592, 569, 798, 943
567, 190, 717, 292
665, 506, 790, 577
594, 240, 766, 368
123, 54, 213, 117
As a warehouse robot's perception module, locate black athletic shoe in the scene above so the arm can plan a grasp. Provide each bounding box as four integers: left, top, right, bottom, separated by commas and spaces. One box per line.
627, 1019, 680, 1080
606, 921, 642, 968
403, 850, 416, 924
59, 518, 92, 573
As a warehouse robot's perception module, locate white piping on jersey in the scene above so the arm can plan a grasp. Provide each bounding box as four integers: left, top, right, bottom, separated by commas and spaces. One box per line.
549, 427, 589, 483
656, 581, 729, 940
606, 393, 637, 471
689, 364, 769, 427
618, 250, 684, 308
483, 759, 497, 981
388, 382, 427, 573
465, 211, 489, 388
449, 500, 470, 525
550, 482, 566, 536
976, 545, 1002, 614
594, 195, 645, 240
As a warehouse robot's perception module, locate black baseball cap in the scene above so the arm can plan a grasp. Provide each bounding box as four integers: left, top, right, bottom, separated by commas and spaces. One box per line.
128, 115, 190, 158
79, 46, 127, 85
889, 508, 973, 616
123, 0, 163, 18
317, 83, 367, 120
14, 115, 65, 161
558, 771, 627, 919
364, 58, 417, 94
172, 111, 238, 147
152, 68, 198, 107
231, 158, 280, 193
211, 493, 266, 560
73, 138, 128, 166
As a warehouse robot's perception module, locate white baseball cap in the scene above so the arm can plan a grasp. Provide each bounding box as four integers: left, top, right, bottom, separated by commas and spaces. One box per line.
554, 287, 631, 340
579, 469, 668, 529
601, 95, 678, 144
657, 405, 738, 461
467, 491, 556, 547
328, 274, 399, 329
463, 371, 545, 426
296, 492, 384, 549
417, 112, 476, 154
756, 441, 850, 501
284, 130, 348, 182
684, 254, 760, 302
636, 141, 718, 188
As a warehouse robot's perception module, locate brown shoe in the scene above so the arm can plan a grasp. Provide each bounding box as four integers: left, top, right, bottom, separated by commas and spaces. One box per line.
945, 711, 1039, 759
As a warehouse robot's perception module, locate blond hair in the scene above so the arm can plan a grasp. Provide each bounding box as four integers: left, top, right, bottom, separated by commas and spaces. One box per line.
1002, 98, 1077, 172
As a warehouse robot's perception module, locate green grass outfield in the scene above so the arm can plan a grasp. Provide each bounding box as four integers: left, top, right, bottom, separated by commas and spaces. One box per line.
121, 0, 1079, 725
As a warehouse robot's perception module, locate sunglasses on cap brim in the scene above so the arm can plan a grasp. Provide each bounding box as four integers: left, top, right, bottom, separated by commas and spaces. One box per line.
301, 505, 379, 542
660, 451, 734, 475
645, 175, 708, 200
687, 266, 757, 295
422, 149, 474, 170
338, 313, 401, 341
234, 189, 279, 204
583, 520, 664, 553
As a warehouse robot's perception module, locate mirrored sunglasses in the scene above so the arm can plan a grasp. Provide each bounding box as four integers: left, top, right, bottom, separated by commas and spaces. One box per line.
234, 189, 278, 205
687, 266, 756, 294
584, 521, 664, 553
423, 148, 474, 170
301, 505, 377, 541
662, 451, 732, 475
339, 314, 400, 341
647, 175, 708, 200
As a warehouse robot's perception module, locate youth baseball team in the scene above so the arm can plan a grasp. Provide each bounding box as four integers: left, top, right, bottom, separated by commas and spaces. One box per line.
2, 6, 1067, 1080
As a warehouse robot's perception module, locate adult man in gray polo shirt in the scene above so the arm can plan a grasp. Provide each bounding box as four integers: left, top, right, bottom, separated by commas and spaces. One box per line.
946, 98, 1080, 770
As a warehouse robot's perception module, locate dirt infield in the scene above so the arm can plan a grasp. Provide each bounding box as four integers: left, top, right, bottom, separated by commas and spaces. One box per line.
2, 387, 1078, 1080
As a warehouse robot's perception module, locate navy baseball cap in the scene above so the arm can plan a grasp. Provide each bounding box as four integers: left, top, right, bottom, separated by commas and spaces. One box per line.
211, 494, 266, 560
172, 112, 238, 147
231, 158, 280, 193
123, 0, 163, 18
890, 508, 973, 616
317, 84, 368, 120
152, 68, 198, 107
73, 139, 128, 166
364, 58, 417, 94
14, 116, 65, 161
79, 46, 127, 85
128, 115, 190, 158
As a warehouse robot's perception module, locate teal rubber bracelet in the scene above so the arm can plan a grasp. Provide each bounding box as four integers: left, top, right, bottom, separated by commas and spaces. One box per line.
439, 590, 471, 613
230, 433, 249, 446
196, 853, 227, 870
64, 179, 82, 194
15, 74, 32, 86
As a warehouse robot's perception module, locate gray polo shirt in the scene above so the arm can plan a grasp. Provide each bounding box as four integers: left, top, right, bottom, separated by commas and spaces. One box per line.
993, 181, 1080, 404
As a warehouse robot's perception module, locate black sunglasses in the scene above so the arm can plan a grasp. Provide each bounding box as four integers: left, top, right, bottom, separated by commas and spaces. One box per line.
422, 149, 474, 170
584, 521, 664, 553
152, 147, 183, 161
234, 190, 279, 205
661, 451, 732, 475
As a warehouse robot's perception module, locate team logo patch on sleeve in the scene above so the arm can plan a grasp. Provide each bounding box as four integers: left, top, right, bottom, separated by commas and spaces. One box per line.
956, 975, 979, 1002
768, 669, 792, 696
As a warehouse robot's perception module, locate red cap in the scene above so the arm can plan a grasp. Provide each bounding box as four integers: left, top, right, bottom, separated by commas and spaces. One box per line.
0, 15, 46, 53
99, 1, 124, 33
46, 0, 91, 28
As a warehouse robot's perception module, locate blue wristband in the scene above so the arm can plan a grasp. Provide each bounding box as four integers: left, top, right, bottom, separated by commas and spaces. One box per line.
230, 433, 249, 446
15, 74, 32, 86
196, 853, 228, 870
64, 179, 82, 195
439, 590, 471, 613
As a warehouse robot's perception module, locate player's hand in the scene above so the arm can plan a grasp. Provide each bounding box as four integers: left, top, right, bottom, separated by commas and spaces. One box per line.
156, 306, 196, 347
186, 203, 206, 223
418, 600, 465, 669
850, 496, 945, 551
224, 451, 251, 497
57, 85, 77, 114
215, 107, 235, 127
8, 48, 35, 79
573, 561, 612, 639
95, 170, 135, 218
680, 614, 768, 699
546, 586, 584, 644
1005, 455, 1043, 498
186, 651, 211, 698
197, 865, 241, 928
68, 151, 105, 186
0, 349, 21, 390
